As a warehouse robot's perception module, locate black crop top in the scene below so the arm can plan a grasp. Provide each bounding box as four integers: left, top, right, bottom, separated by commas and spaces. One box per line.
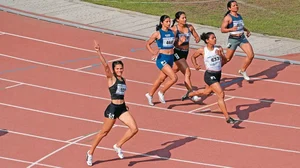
175, 25, 191, 46
108, 75, 127, 100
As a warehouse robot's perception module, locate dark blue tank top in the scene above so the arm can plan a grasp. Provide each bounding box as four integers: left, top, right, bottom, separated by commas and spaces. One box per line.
175, 25, 191, 46
156, 29, 175, 49
108, 75, 126, 100
227, 14, 244, 35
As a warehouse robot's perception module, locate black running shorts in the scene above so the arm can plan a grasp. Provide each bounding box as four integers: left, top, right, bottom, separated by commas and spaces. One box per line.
173, 48, 189, 61
104, 103, 128, 119
204, 70, 222, 86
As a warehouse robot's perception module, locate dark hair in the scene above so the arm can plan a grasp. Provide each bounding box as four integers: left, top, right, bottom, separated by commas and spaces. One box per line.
171, 11, 185, 27
224, 0, 237, 17
112, 60, 124, 76
200, 32, 215, 44
156, 15, 170, 31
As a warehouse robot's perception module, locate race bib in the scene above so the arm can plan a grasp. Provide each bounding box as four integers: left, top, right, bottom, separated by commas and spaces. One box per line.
116, 84, 126, 95
162, 37, 175, 47
233, 20, 244, 31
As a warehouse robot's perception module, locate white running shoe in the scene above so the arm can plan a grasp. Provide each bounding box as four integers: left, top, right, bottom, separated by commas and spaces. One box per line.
86, 151, 93, 166
191, 95, 201, 102
238, 70, 250, 81
113, 144, 124, 159
158, 91, 166, 104
145, 93, 154, 106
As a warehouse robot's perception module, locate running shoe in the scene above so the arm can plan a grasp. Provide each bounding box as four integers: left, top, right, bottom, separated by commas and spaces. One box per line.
191, 95, 201, 102
113, 144, 124, 159
145, 93, 154, 106
238, 70, 250, 81
226, 117, 239, 124
86, 150, 93, 166
181, 90, 191, 101
158, 91, 166, 104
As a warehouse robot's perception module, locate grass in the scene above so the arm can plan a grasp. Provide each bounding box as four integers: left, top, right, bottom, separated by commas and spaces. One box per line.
82, 0, 300, 40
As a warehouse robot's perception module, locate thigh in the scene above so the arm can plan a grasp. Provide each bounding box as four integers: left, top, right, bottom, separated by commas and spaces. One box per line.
209, 82, 223, 96
101, 118, 116, 132
161, 64, 177, 79
240, 42, 254, 58
175, 59, 190, 74
227, 38, 239, 51
119, 112, 138, 130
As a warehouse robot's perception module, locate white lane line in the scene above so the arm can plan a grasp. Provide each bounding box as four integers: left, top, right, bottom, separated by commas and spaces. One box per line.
66, 136, 84, 142
75, 57, 125, 71
5, 83, 23, 89
1, 52, 300, 109
27, 132, 97, 168
0, 156, 61, 168
1, 103, 300, 154
108, 57, 126, 62
75, 64, 99, 71
0, 77, 300, 130
1, 129, 231, 168
1, 31, 299, 86
188, 97, 235, 113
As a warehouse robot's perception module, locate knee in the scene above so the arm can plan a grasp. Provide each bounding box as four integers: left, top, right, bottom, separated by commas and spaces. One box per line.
170, 75, 178, 83
217, 91, 225, 99
131, 127, 139, 135
173, 66, 179, 73
247, 53, 254, 59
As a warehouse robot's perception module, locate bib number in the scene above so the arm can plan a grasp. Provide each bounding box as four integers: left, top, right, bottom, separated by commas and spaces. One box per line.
162, 37, 174, 47
116, 84, 126, 95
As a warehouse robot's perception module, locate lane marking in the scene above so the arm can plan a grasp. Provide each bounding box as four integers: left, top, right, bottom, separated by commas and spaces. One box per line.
75, 57, 125, 71
1, 103, 300, 154
27, 132, 97, 168
0, 66, 36, 75
5, 83, 23, 89
75, 63, 100, 71
1, 31, 299, 86
188, 97, 235, 113
1, 129, 231, 168
0, 77, 300, 130
0, 156, 60, 168
1, 53, 300, 109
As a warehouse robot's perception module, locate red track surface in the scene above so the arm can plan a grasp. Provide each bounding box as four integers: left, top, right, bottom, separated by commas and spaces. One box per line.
1, 11, 300, 168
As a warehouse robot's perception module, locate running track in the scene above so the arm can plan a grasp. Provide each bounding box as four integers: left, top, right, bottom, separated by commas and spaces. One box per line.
1, 11, 300, 168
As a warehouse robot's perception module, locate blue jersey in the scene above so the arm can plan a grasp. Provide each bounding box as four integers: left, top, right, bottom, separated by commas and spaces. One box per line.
156, 29, 175, 49
228, 14, 244, 35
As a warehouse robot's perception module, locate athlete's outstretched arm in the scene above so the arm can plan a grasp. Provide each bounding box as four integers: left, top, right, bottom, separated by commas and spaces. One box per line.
94, 40, 113, 78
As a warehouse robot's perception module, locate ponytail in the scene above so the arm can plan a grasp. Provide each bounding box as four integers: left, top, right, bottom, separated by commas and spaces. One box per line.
224, 10, 230, 17
156, 24, 162, 31
171, 18, 176, 27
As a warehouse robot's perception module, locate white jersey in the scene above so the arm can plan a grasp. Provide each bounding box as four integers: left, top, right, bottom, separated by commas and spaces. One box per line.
203, 46, 222, 71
